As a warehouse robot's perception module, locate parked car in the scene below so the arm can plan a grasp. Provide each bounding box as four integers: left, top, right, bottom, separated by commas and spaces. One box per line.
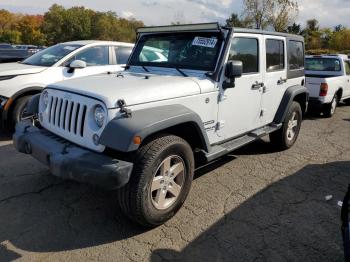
0, 44, 41, 63
0, 40, 134, 127
305, 54, 350, 117
14, 23, 308, 227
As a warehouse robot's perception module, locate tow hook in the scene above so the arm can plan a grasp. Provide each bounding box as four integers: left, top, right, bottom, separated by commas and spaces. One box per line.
117, 99, 132, 118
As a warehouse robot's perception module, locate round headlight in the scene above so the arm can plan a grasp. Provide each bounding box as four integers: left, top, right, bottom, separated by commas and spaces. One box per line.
42, 91, 49, 109
94, 105, 105, 128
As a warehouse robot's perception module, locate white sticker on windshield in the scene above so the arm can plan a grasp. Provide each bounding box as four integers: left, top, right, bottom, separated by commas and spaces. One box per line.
192, 37, 218, 48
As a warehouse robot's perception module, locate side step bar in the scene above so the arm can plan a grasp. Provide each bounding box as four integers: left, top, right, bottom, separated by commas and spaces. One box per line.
202, 123, 282, 162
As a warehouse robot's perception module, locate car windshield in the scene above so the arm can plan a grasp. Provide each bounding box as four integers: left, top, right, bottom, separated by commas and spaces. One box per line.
21, 43, 82, 67
129, 32, 223, 71
305, 58, 341, 72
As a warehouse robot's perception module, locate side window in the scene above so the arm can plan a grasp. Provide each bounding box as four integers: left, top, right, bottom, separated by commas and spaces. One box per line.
289, 41, 304, 70
115, 46, 133, 64
229, 37, 259, 74
266, 39, 285, 72
71, 46, 109, 66
345, 61, 350, 76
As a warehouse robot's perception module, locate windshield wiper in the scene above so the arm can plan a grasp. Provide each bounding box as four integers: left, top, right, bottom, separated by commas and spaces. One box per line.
175, 67, 188, 77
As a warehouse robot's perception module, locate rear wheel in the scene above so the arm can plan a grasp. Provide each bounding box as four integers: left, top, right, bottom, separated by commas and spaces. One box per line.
117, 134, 194, 227
323, 95, 337, 118
270, 101, 302, 150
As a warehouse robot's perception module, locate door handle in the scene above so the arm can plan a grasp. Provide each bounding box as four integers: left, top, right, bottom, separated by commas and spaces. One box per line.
252, 82, 264, 90
277, 77, 288, 85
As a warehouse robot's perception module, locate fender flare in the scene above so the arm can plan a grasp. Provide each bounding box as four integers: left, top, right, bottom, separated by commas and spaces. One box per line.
273, 85, 309, 123
99, 104, 211, 153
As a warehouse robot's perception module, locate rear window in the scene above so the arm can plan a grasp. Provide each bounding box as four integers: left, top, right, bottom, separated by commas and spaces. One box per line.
305, 58, 341, 72
289, 41, 304, 70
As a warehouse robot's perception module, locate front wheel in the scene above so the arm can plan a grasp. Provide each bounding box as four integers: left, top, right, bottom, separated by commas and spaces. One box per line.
12, 96, 34, 125
117, 134, 194, 227
270, 101, 302, 150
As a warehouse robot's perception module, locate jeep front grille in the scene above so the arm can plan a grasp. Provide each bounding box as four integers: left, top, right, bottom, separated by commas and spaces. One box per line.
48, 96, 87, 137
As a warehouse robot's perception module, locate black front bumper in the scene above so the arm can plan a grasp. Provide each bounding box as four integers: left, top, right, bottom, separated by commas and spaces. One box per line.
13, 123, 133, 190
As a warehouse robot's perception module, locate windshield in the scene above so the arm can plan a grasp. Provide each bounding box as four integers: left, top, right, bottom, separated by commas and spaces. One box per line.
129, 32, 223, 71
305, 58, 342, 72
22, 44, 82, 67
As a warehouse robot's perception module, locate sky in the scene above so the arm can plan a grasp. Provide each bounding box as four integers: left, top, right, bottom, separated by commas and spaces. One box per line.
0, 0, 349, 29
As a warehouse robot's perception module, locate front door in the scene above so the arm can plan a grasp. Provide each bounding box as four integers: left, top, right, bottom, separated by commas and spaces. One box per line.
217, 34, 264, 140
62, 45, 116, 80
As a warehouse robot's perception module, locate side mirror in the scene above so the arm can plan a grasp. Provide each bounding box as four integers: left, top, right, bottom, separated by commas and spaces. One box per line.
69, 60, 87, 69
223, 60, 243, 89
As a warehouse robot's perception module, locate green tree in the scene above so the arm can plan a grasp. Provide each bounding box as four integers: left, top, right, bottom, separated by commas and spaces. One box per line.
41, 4, 66, 45
225, 13, 246, 27
287, 23, 301, 34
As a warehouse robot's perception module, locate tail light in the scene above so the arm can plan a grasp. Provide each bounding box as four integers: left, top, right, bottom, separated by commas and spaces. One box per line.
319, 83, 328, 96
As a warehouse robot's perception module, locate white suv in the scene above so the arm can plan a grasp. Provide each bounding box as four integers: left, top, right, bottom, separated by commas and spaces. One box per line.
0, 40, 134, 127
14, 23, 308, 227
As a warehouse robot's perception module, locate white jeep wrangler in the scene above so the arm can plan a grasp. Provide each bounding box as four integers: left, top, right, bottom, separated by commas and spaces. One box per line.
14, 23, 308, 227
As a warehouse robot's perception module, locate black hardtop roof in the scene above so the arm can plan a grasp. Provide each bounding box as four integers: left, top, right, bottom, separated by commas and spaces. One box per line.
137, 22, 304, 42
233, 27, 304, 41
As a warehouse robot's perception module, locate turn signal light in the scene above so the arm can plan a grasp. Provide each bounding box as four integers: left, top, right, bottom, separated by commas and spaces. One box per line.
133, 136, 142, 145
319, 83, 328, 97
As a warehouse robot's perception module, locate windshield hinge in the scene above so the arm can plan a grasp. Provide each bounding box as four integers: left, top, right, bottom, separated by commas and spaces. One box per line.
117, 99, 132, 118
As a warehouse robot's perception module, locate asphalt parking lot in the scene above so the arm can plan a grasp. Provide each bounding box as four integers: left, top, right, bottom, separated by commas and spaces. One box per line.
0, 105, 349, 262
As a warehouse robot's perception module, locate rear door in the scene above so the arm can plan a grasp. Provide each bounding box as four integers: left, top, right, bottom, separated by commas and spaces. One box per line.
114, 45, 133, 70
261, 36, 288, 125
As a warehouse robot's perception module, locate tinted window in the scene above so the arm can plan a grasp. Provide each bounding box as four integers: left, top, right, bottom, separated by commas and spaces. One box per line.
71, 46, 109, 66
115, 46, 133, 64
305, 58, 341, 72
266, 39, 285, 72
289, 41, 304, 70
229, 37, 259, 74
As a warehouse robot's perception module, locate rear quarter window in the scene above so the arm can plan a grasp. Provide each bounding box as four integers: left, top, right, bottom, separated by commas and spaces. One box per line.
288, 41, 304, 70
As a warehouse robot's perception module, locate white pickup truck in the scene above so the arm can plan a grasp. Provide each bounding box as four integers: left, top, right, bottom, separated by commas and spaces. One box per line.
305, 54, 350, 117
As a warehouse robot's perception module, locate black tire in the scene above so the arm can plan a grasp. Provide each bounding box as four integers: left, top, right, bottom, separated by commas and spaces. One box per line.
323, 95, 338, 118
270, 101, 302, 150
344, 98, 350, 105
12, 96, 32, 125
117, 134, 194, 227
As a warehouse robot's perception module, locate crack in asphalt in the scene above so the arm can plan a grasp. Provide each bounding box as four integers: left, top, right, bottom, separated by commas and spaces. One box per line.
0, 181, 67, 204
